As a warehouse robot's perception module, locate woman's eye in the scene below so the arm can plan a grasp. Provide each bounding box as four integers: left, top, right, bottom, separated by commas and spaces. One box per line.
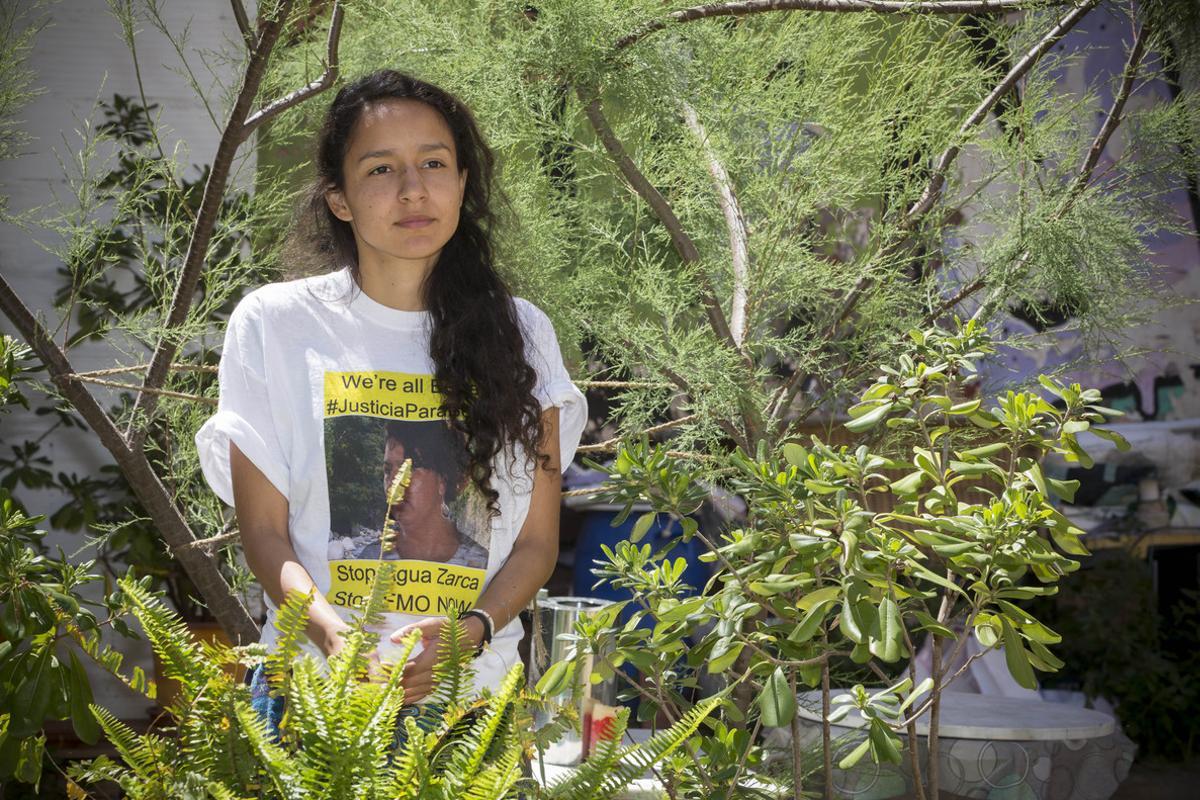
368, 165, 390, 175
425, 160, 444, 168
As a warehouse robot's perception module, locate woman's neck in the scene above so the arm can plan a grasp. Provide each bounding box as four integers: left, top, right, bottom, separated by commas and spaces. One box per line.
356, 253, 438, 311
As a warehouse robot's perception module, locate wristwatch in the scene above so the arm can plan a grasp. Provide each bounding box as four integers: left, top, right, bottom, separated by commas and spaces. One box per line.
461, 608, 494, 657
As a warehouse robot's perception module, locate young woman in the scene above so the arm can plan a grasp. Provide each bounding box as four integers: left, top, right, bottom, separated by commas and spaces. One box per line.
194, 70, 587, 734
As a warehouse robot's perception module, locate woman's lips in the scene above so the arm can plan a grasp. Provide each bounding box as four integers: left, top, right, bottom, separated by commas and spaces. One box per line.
397, 218, 433, 228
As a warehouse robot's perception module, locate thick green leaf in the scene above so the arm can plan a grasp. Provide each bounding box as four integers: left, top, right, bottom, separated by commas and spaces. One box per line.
868, 718, 903, 764
707, 642, 743, 674
798, 585, 841, 611
911, 609, 955, 638
838, 737, 871, 769
631, 512, 656, 543
758, 667, 796, 727
960, 442, 1008, 459
1001, 618, 1038, 690
535, 660, 574, 696
1049, 526, 1090, 556
975, 614, 1001, 648
788, 599, 833, 644
782, 443, 809, 468
1091, 427, 1131, 451
844, 402, 894, 432
68, 651, 101, 745
889, 471, 926, 495
1046, 477, 1080, 502
870, 598, 903, 663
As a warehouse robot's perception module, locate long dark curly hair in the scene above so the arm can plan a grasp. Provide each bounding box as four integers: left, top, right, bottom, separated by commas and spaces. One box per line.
284, 69, 549, 518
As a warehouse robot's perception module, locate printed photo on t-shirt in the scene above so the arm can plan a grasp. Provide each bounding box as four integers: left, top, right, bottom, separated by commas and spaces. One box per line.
321, 370, 490, 619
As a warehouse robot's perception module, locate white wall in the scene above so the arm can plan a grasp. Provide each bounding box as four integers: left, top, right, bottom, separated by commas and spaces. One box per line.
0, 0, 256, 722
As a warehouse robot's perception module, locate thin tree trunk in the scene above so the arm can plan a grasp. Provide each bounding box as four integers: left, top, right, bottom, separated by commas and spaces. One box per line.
791, 669, 804, 800
821, 647, 833, 800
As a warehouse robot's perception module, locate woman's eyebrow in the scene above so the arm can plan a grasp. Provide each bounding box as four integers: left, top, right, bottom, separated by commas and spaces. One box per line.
357, 144, 451, 163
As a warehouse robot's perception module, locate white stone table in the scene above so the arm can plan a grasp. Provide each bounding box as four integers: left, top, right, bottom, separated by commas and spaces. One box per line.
793, 690, 1135, 800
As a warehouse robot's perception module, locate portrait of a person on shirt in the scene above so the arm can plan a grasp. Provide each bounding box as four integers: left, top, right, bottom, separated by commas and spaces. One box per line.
351, 420, 488, 570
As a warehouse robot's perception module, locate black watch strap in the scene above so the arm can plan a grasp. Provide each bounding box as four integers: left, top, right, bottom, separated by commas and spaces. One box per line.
461, 608, 494, 657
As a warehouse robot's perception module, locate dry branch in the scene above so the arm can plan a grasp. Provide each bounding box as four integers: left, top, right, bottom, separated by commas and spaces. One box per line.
682, 100, 751, 348
614, 0, 1080, 52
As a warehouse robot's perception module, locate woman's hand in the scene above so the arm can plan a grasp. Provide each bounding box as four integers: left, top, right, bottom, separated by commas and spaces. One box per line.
323, 625, 388, 684
388, 616, 485, 704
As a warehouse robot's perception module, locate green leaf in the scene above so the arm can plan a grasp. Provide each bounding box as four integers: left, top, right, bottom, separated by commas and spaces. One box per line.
1091, 428, 1131, 451
889, 471, 926, 495
1001, 618, 1038, 690
870, 598, 903, 663
844, 402, 894, 433
897, 677, 934, 713
1062, 420, 1090, 435
840, 593, 864, 643
960, 441, 1008, 459
631, 512, 656, 543
788, 599, 834, 644
1024, 463, 1048, 496
707, 642, 743, 674
758, 667, 796, 727
535, 660, 574, 696
68, 651, 101, 745
838, 737, 871, 769
869, 718, 903, 765
1047, 478, 1080, 503
798, 585, 841, 611
911, 609, 955, 638
1049, 527, 1090, 557
975, 614, 1001, 648
782, 443, 809, 468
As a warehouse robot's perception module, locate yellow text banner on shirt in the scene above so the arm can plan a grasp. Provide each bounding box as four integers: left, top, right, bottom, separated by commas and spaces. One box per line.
327, 559, 484, 617
323, 370, 448, 420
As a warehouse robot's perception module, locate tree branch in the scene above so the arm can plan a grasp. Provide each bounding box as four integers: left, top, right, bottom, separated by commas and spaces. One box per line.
951, 20, 1150, 322
614, 0, 1080, 53
681, 100, 750, 348
229, 0, 252, 47
578, 88, 737, 350
902, 0, 1102, 227
0, 271, 257, 643
766, 0, 1100, 431
124, 0, 309, 448
242, 1, 344, 135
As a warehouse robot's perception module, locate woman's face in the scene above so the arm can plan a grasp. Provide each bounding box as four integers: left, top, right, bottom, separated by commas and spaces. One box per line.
324, 98, 468, 273
384, 437, 445, 525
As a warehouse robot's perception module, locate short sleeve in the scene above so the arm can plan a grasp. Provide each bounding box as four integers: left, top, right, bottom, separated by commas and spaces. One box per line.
518, 299, 587, 470
194, 294, 290, 505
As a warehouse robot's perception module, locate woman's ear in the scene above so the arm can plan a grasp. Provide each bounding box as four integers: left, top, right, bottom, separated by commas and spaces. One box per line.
325, 186, 353, 222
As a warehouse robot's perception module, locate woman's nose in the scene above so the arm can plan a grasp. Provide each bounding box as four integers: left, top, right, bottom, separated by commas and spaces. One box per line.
397, 165, 428, 200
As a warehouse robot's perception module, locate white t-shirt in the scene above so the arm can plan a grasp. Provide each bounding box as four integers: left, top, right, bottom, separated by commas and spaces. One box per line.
194, 267, 587, 694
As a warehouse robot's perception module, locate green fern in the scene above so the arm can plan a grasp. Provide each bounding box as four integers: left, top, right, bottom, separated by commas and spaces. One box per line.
543, 695, 725, 800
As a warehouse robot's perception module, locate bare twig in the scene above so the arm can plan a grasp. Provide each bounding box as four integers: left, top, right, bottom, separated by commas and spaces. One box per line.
65, 375, 217, 405
181, 528, 240, 552
577, 379, 674, 389
614, 1, 1080, 52
681, 100, 751, 348
903, 0, 1102, 227
73, 363, 218, 378
576, 414, 698, 454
